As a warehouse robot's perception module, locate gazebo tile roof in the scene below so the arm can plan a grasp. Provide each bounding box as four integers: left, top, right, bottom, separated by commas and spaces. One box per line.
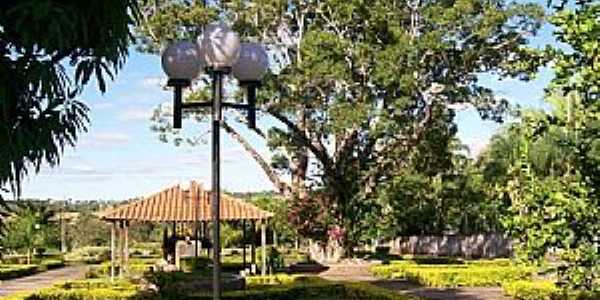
101, 181, 272, 222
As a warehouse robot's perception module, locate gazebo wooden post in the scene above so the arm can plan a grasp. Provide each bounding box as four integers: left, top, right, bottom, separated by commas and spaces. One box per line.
273, 221, 278, 249
162, 224, 168, 261
123, 220, 129, 275
119, 220, 124, 277
242, 219, 247, 269
251, 220, 256, 268
261, 219, 267, 276
194, 223, 199, 258
110, 221, 116, 282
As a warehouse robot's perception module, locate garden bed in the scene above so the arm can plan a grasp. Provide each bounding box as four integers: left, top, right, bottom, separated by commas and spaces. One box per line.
0, 260, 65, 281
371, 258, 535, 287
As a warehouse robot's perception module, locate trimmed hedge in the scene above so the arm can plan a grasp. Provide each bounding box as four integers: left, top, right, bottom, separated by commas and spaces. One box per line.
186, 280, 419, 300
372, 263, 534, 287
0, 260, 65, 280
0, 265, 38, 280
502, 280, 600, 300
3, 279, 145, 300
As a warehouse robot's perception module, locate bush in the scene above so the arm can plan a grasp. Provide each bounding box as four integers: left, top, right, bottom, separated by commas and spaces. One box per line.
244, 274, 300, 286
502, 280, 600, 300
185, 279, 418, 300
64, 247, 110, 264
0, 265, 38, 280
86, 260, 156, 278
372, 263, 535, 287
3, 279, 146, 300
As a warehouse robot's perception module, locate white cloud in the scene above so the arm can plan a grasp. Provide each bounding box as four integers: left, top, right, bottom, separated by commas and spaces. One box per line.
80, 132, 131, 147
89, 101, 115, 110
140, 76, 165, 88
118, 107, 154, 121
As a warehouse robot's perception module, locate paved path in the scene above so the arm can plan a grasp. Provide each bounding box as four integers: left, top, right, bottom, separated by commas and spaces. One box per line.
319, 262, 510, 300
0, 265, 88, 297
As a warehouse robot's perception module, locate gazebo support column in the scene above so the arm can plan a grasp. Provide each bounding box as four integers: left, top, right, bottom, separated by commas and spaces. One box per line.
242, 219, 247, 269
162, 224, 168, 261
251, 221, 256, 269
261, 220, 267, 276
123, 221, 129, 275
273, 226, 278, 249
119, 221, 124, 277
194, 222, 199, 258
110, 221, 116, 282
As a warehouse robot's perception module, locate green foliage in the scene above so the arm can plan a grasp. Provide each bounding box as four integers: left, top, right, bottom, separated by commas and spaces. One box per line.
371, 261, 534, 287
187, 277, 418, 300
68, 213, 110, 249
64, 247, 110, 264
1, 203, 58, 262
502, 280, 600, 300
0, 264, 38, 280
141, 0, 545, 248
378, 142, 500, 237
0, 0, 139, 211
3, 278, 144, 300
0, 260, 64, 280
249, 195, 296, 245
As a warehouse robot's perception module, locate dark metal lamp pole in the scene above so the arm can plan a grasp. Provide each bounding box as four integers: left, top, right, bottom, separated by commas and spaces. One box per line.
162, 26, 268, 300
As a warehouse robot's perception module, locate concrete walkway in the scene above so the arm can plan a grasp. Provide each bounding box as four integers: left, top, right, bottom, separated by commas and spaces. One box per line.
319, 262, 510, 300
0, 265, 88, 297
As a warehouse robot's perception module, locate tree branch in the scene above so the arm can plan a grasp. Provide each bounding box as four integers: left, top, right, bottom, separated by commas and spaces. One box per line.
221, 121, 291, 196
263, 106, 336, 178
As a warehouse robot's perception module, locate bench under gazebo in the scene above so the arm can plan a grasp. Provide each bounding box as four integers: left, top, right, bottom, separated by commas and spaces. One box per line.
100, 181, 273, 279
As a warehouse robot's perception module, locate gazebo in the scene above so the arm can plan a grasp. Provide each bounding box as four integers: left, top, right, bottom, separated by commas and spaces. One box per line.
100, 181, 273, 279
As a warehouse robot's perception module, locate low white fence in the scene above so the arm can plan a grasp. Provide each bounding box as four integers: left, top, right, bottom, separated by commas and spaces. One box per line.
388, 233, 512, 258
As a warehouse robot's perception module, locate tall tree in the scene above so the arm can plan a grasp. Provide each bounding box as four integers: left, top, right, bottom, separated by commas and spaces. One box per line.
0, 0, 140, 211
140, 0, 544, 251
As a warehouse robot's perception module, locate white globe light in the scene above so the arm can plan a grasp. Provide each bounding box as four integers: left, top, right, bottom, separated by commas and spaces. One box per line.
198, 22, 241, 69
232, 42, 269, 82
161, 41, 203, 80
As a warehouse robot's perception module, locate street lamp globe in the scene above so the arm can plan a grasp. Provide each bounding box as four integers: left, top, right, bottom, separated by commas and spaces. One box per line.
198, 22, 241, 69
232, 42, 269, 82
161, 41, 203, 81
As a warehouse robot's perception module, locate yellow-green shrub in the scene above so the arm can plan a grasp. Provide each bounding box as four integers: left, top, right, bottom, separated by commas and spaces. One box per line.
372, 263, 534, 287
245, 274, 299, 286
503, 280, 560, 300
502, 280, 600, 300
0, 265, 38, 280
2, 279, 144, 300
188, 278, 418, 300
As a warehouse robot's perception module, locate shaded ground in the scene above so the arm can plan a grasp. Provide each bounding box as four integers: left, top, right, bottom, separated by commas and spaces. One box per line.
318, 262, 510, 300
0, 265, 88, 297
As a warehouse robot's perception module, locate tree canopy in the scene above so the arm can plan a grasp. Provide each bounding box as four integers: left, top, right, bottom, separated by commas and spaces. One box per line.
140, 0, 544, 250
0, 0, 139, 210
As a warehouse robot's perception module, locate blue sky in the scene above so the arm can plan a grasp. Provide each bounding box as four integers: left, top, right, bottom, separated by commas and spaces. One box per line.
20, 19, 558, 201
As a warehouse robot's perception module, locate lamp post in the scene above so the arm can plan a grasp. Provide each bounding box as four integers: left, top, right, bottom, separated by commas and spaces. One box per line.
161, 22, 268, 300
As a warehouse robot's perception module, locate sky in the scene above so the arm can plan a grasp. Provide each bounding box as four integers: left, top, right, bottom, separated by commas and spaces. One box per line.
19, 19, 558, 201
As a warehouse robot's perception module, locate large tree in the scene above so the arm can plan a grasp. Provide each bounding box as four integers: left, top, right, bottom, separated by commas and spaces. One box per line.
0, 0, 139, 213
140, 0, 544, 251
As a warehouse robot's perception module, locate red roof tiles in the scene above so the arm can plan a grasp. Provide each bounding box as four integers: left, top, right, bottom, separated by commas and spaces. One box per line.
101, 181, 272, 222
